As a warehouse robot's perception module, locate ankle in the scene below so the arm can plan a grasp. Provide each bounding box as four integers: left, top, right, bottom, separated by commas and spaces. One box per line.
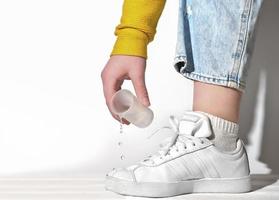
193, 81, 242, 123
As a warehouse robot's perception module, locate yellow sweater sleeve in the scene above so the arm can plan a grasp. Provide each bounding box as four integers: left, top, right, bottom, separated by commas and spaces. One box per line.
110, 0, 166, 59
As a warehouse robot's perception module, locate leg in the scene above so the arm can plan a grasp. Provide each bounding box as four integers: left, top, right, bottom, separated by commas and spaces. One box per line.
189, 0, 264, 124
174, 0, 264, 151
193, 81, 242, 123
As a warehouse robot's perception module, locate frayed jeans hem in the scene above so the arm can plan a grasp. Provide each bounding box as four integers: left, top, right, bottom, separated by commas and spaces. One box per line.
177, 71, 246, 93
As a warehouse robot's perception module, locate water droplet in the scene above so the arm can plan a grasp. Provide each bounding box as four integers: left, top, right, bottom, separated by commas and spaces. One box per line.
118, 115, 125, 161
119, 116, 124, 134
120, 125, 123, 134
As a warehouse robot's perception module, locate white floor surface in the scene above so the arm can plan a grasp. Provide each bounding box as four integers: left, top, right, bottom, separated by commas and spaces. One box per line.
0, 174, 277, 200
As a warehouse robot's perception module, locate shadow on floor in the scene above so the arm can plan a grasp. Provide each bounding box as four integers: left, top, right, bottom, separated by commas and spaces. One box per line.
250, 174, 278, 191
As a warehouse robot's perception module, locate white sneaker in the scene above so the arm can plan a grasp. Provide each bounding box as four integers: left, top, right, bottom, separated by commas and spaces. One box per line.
105, 111, 251, 197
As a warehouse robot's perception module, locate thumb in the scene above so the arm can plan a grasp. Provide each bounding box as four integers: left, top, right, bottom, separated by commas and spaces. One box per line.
132, 77, 150, 107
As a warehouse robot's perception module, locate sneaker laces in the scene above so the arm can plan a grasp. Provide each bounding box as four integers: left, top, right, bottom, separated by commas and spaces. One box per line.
143, 112, 212, 164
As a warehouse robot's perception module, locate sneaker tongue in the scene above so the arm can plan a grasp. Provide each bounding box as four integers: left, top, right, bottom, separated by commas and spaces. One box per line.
178, 111, 212, 138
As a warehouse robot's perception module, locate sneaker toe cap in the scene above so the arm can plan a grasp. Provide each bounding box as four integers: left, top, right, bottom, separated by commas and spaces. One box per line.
106, 168, 135, 181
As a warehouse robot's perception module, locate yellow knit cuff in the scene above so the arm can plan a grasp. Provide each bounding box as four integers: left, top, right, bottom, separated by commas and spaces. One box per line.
110, 35, 149, 59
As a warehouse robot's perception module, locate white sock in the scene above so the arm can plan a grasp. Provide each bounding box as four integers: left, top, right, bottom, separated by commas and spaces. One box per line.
198, 111, 239, 152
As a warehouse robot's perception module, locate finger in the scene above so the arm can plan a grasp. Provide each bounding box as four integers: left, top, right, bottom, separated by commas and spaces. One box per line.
102, 76, 120, 117
102, 75, 119, 107
110, 111, 130, 125
131, 76, 150, 107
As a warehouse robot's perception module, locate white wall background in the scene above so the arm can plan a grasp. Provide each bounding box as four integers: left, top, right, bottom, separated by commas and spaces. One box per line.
0, 0, 193, 177
0, 0, 277, 177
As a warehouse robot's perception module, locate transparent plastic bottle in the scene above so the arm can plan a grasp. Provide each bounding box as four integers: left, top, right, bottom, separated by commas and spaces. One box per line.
110, 89, 154, 128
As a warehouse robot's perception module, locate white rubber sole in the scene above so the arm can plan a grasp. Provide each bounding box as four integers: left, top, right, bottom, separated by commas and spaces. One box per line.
105, 175, 251, 197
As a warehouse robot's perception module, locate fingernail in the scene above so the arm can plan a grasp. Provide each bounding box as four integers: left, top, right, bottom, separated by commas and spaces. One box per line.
144, 99, 150, 107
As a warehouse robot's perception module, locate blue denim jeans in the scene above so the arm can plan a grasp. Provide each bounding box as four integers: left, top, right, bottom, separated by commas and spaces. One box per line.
173, 0, 264, 91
